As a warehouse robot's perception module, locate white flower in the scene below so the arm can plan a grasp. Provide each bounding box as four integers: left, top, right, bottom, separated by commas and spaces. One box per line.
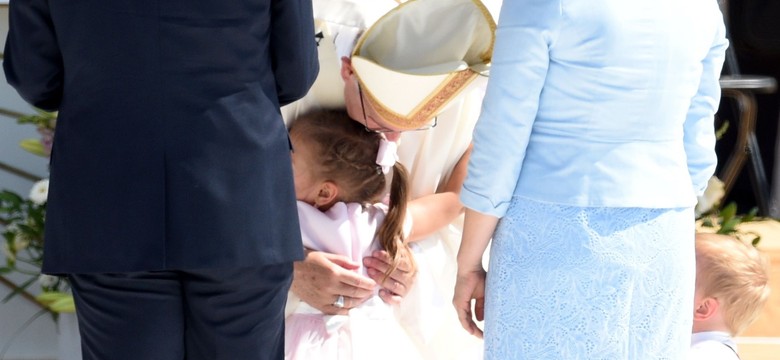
695, 176, 726, 217
29, 179, 49, 205
38, 274, 58, 288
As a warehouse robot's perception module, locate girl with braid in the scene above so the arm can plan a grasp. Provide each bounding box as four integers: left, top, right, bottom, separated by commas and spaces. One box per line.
284, 109, 424, 360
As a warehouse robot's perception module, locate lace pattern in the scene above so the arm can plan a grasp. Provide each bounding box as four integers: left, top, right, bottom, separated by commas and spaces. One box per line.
484, 197, 695, 359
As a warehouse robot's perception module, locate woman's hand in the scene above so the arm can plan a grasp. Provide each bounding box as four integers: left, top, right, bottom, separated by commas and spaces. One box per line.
453, 208, 497, 338
364, 250, 416, 305
291, 250, 376, 315
453, 267, 486, 339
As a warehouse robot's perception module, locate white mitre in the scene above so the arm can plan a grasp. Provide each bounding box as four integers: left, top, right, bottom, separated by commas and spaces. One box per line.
352, 0, 496, 130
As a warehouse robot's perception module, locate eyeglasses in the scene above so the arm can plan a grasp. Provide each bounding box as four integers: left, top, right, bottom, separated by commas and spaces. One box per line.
358, 82, 437, 134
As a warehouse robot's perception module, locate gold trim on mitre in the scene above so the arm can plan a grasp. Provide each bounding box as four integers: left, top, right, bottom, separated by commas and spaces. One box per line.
350, 0, 496, 130
474, 0, 496, 64
353, 57, 479, 130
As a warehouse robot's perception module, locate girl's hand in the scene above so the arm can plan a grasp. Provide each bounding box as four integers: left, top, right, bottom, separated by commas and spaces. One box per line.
453, 267, 486, 339
364, 250, 416, 304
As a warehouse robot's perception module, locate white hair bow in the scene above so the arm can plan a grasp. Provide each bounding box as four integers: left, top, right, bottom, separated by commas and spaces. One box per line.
376, 139, 398, 174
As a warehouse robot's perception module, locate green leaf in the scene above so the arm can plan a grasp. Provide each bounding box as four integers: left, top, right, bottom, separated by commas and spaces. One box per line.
718, 218, 741, 234
36, 291, 68, 304
719, 202, 738, 222
36, 292, 75, 313
0, 190, 24, 204
0, 267, 11, 273
742, 207, 759, 222
48, 296, 75, 313
752, 236, 762, 247
35, 292, 57, 303
3, 254, 15, 268
17, 109, 57, 128
715, 120, 730, 140
18, 139, 48, 157
741, 231, 762, 247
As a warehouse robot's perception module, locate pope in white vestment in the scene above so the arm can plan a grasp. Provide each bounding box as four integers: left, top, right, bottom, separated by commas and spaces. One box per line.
281, 0, 498, 358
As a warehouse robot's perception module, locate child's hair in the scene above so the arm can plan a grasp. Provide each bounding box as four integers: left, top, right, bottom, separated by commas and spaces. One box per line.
695, 233, 771, 335
289, 109, 414, 278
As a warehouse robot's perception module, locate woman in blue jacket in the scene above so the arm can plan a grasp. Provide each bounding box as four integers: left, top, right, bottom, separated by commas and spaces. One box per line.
453, 0, 728, 358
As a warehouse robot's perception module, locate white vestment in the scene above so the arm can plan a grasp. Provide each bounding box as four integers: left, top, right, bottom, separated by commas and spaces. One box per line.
282, 1, 494, 358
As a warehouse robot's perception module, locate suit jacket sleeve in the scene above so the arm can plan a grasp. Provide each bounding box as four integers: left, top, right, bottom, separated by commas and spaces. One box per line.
683, 8, 728, 196
271, 0, 319, 106
3, 0, 64, 111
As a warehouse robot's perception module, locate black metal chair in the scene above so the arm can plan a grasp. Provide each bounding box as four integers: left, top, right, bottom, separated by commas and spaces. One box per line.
717, 0, 777, 216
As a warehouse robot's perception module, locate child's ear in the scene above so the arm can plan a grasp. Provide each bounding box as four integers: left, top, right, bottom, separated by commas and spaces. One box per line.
315, 181, 339, 208
694, 297, 720, 321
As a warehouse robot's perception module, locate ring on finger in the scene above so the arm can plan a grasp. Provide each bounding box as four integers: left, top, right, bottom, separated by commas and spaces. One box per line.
333, 295, 345, 309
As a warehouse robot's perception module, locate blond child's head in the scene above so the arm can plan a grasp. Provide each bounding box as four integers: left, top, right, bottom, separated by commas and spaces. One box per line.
694, 233, 771, 335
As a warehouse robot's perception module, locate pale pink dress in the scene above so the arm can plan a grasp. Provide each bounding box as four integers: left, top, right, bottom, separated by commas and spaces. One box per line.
284, 201, 422, 360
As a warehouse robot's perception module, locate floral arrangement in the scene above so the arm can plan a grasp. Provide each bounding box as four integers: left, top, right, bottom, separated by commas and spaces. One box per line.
696, 175, 762, 246
693, 120, 764, 245
0, 110, 73, 314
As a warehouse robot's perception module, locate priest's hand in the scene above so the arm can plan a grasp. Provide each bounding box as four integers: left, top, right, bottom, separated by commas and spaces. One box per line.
291, 250, 376, 315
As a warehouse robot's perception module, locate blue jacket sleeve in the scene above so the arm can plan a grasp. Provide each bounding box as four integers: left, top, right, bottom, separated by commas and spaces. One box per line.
270, 0, 319, 107
684, 7, 728, 196
3, 0, 64, 111
460, 0, 562, 217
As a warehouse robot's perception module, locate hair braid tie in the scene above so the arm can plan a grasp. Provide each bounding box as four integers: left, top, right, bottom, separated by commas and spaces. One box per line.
376, 139, 398, 175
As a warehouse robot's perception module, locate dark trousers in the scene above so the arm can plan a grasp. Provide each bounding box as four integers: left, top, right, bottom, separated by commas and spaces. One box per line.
69, 263, 293, 360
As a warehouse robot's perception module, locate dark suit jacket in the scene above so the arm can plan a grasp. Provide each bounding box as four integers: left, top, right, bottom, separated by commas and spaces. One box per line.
4, 0, 318, 273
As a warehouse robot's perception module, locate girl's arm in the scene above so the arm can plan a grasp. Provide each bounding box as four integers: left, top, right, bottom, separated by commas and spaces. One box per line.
407, 144, 472, 242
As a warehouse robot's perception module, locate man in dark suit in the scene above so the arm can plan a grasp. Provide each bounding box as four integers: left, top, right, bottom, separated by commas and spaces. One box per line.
3, 0, 318, 359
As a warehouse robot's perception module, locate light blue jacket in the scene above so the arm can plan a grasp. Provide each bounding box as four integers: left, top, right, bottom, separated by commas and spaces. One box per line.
462, 0, 728, 217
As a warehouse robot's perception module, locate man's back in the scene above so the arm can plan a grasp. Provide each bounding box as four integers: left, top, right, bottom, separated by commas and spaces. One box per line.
4, 0, 319, 273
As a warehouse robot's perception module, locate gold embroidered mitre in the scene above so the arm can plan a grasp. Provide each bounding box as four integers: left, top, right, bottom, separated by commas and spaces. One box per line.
351, 0, 496, 130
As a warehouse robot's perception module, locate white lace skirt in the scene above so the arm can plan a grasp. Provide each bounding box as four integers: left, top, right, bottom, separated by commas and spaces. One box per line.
484, 197, 695, 360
